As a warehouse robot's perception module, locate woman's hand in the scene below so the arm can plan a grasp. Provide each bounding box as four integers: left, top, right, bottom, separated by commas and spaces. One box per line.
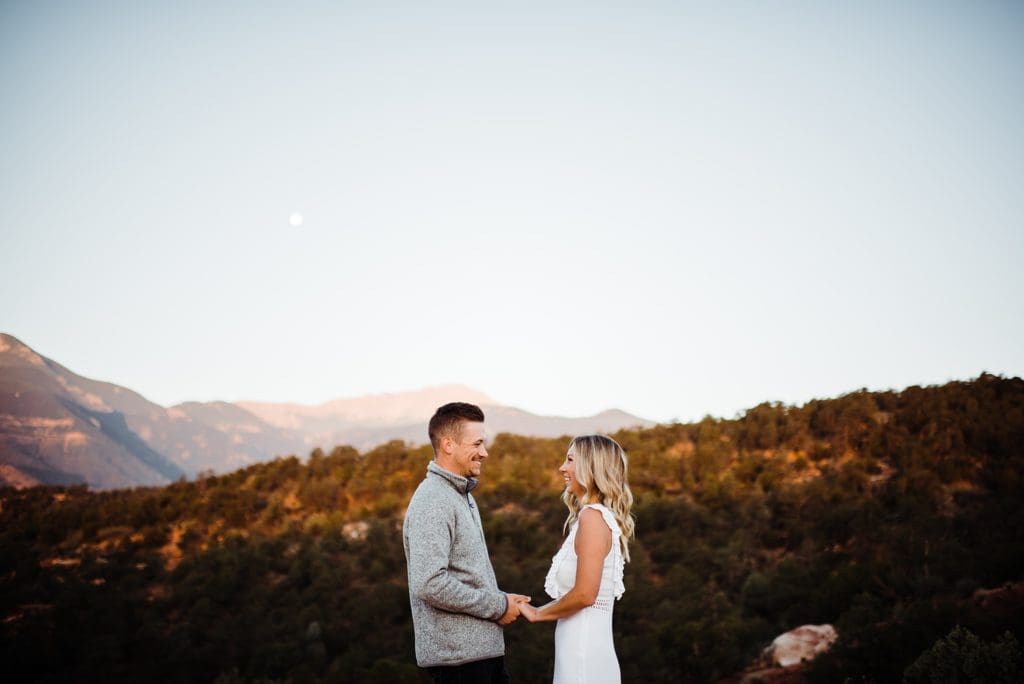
518, 602, 543, 623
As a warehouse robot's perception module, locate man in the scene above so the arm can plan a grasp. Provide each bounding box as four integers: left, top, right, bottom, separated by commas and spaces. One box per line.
403, 402, 530, 683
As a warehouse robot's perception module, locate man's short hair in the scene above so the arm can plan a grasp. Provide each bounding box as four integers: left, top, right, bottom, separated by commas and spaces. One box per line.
429, 402, 485, 453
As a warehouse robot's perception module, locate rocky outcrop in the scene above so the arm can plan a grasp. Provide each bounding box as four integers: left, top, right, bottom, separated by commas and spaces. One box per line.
726, 625, 838, 684
763, 624, 837, 667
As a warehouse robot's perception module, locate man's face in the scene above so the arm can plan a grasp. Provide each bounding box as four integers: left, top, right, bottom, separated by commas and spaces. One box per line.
449, 421, 488, 479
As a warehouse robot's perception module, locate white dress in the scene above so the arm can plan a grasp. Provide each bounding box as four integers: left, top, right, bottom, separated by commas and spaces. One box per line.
544, 503, 626, 684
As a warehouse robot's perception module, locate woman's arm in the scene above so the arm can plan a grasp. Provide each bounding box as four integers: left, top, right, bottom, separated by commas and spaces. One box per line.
522, 508, 612, 622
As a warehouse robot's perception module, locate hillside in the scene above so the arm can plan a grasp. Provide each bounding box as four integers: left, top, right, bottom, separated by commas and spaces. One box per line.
0, 333, 185, 488
1, 375, 1022, 682
0, 334, 652, 487
0, 333, 297, 485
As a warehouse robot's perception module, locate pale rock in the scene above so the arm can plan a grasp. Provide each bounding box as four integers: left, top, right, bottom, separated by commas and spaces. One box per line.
342, 520, 369, 541
763, 624, 837, 667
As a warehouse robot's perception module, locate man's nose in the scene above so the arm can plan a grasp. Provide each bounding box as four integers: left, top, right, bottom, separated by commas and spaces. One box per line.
479, 446, 488, 457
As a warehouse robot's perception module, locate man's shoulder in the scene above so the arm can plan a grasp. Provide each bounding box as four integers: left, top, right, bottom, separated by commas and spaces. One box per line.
411, 471, 447, 497
407, 475, 456, 515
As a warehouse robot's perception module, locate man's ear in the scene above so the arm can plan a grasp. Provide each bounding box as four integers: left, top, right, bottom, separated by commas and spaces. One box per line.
441, 435, 453, 454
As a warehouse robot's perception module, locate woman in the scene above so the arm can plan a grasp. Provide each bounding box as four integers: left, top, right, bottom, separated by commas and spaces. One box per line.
520, 435, 635, 683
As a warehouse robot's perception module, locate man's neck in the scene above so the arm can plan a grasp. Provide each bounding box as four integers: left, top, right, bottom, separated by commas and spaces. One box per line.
428, 460, 477, 493
434, 456, 463, 477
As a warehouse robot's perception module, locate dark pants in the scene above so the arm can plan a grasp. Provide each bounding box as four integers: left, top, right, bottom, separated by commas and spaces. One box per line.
427, 656, 510, 684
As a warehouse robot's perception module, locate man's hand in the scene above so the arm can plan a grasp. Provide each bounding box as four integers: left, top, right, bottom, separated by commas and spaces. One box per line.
498, 593, 532, 625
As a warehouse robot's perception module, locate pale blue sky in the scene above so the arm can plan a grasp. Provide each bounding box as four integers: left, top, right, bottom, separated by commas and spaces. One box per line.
2, 1, 1022, 423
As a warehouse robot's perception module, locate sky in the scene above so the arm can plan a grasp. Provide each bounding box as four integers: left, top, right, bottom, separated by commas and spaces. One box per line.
2, 1, 1022, 424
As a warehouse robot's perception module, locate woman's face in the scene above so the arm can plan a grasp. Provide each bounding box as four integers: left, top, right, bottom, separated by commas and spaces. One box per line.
559, 450, 586, 498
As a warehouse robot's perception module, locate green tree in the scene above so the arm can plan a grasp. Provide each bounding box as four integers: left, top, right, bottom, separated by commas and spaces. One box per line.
904, 626, 1024, 684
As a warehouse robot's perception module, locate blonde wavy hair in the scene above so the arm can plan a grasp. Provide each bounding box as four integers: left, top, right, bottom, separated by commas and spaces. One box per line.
562, 434, 636, 562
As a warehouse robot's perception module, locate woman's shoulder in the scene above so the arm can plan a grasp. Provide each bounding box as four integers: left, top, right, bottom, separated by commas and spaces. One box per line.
577, 506, 605, 526
580, 503, 621, 536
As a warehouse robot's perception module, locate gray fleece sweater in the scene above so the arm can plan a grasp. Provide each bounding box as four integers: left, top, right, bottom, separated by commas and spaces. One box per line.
403, 461, 508, 667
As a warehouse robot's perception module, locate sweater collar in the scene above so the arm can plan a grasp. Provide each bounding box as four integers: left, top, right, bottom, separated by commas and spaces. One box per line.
427, 460, 478, 495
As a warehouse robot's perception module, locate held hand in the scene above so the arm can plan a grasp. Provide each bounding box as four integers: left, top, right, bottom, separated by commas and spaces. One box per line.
498, 593, 532, 625
518, 602, 542, 623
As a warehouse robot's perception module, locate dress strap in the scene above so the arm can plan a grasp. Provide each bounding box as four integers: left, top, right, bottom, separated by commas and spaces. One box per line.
581, 503, 620, 535
581, 503, 626, 599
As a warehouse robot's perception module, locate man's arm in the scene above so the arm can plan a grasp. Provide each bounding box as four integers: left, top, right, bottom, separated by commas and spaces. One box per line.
405, 498, 509, 621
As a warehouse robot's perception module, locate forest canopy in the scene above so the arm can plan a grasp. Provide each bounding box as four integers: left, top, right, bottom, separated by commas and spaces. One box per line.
2, 374, 1022, 682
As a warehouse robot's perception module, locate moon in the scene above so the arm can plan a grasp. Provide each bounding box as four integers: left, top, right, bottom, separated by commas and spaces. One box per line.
289, 212, 303, 227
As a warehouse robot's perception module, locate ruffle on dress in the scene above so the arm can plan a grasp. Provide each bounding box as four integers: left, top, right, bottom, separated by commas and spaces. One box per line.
543, 503, 625, 601
543, 533, 571, 600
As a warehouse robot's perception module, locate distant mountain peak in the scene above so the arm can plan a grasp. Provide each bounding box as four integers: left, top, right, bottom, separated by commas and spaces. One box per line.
238, 384, 499, 431
320, 383, 497, 409
0, 332, 24, 347
0, 333, 47, 368
0, 333, 186, 489
1, 334, 653, 487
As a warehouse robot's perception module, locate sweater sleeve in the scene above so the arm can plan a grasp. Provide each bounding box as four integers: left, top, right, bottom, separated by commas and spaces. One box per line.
405, 495, 508, 621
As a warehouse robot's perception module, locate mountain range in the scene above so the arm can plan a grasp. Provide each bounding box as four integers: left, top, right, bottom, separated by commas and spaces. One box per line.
0, 333, 653, 489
